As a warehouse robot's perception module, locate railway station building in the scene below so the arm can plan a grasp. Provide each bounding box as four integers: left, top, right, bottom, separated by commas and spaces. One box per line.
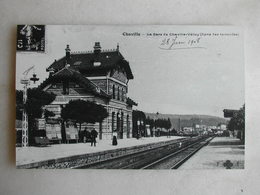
38, 42, 137, 142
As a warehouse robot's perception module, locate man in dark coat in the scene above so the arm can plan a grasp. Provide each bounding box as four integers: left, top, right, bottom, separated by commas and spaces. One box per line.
90, 128, 98, 146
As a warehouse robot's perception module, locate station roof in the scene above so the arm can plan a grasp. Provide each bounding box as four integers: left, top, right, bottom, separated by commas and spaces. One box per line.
39, 66, 111, 99
126, 97, 138, 106
46, 49, 134, 79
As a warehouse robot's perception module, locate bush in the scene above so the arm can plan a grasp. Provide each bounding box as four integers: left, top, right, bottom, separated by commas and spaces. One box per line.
222, 130, 230, 137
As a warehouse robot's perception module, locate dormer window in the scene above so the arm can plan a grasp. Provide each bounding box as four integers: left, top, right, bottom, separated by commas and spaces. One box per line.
94, 62, 101, 66
74, 61, 82, 66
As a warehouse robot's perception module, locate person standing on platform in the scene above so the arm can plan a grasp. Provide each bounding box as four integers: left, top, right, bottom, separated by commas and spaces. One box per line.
90, 128, 98, 147
112, 130, 118, 146
83, 129, 87, 143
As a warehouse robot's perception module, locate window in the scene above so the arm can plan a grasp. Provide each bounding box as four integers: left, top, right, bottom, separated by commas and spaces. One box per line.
74, 61, 82, 66
127, 115, 130, 138
112, 85, 115, 99
112, 112, 115, 132
117, 86, 120, 100
117, 113, 120, 131
93, 62, 101, 66
121, 88, 124, 102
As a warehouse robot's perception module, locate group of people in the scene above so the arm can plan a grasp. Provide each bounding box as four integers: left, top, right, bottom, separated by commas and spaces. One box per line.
83, 128, 98, 146
83, 128, 118, 146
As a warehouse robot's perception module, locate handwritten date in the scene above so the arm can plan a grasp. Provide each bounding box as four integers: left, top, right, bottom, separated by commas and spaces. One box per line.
160, 36, 203, 50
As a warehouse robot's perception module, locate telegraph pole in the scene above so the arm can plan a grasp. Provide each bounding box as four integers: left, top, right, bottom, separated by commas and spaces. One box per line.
20, 66, 39, 147
21, 78, 29, 147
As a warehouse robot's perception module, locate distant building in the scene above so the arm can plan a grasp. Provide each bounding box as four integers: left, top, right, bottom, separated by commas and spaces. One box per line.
38, 42, 137, 141
219, 124, 227, 130
208, 125, 217, 130
182, 127, 194, 135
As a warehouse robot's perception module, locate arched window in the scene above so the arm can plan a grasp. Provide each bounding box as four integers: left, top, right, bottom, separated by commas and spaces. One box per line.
112, 85, 115, 99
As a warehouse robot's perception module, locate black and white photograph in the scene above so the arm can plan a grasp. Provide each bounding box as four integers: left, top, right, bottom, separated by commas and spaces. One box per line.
15, 25, 244, 169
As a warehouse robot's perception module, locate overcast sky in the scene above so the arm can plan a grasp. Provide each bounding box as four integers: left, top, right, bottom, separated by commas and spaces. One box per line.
16, 25, 244, 117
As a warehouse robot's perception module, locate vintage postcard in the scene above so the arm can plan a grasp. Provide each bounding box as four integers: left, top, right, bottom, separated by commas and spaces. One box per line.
15, 25, 244, 169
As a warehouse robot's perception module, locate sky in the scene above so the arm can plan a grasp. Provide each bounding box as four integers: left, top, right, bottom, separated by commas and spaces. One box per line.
16, 25, 244, 117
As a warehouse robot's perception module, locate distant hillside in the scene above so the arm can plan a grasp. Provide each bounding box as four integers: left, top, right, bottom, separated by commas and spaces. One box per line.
145, 112, 228, 130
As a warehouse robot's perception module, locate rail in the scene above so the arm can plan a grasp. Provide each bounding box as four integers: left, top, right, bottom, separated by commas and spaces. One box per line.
74, 135, 212, 169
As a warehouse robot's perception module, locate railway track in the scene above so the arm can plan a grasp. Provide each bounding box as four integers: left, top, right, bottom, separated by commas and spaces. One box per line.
141, 137, 213, 169
74, 136, 213, 169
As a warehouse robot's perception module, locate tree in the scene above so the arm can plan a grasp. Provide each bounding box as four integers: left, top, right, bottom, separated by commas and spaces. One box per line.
132, 110, 146, 138
154, 118, 170, 129
171, 128, 177, 135
61, 100, 108, 136
227, 104, 245, 142
44, 109, 55, 119
166, 118, 172, 129
16, 88, 56, 145
145, 117, 155, 136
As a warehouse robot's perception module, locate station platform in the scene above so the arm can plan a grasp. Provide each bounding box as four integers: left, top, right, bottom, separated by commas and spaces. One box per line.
16, 136, 184, 166
179, 136, 245, 169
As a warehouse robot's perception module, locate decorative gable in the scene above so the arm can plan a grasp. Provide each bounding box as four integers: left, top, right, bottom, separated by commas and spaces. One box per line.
111, 69, 128, 83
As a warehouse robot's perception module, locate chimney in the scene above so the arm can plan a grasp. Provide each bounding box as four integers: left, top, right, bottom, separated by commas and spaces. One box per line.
65, 44, 71, 64
94, 42, 101, 54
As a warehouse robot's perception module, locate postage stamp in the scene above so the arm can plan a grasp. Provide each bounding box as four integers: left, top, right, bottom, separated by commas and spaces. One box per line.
16, 25, 45, 52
